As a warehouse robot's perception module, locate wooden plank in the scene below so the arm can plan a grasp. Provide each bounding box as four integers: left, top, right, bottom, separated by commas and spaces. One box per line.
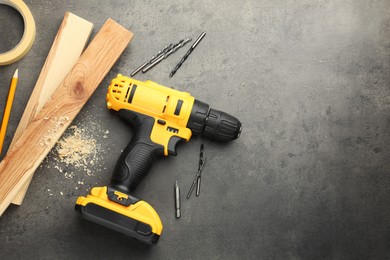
10, 12, 93, 205
0, 19, 133, 216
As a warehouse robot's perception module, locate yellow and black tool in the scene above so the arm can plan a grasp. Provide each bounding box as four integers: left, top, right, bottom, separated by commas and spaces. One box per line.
75, 75, 242, 244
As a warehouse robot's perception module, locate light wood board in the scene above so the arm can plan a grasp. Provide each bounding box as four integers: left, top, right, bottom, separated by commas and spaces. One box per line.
10, 12, 93, 205
0, 19, 133, 216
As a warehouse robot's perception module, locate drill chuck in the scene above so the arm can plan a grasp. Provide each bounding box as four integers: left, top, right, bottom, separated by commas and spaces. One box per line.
187, 100, 242, 142
203, 108, 242, 141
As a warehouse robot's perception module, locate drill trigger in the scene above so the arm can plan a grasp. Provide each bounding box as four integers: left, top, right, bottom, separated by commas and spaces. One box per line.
167, 136, 185, 156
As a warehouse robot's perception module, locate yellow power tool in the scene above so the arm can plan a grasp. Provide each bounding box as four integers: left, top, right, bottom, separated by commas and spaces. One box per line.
75, 75, 242, 244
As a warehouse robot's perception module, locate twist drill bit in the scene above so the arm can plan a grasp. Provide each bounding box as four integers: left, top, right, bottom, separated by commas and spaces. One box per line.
187, 144, 206, 199
187, 157, 206, 198
142, 38, 192, 73
130, 43, 174, 76
170, 32, 206, 77
175, 180, 181, 218
196, 158, 206, 197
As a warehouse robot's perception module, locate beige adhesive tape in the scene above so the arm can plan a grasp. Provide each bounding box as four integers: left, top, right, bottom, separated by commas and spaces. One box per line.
0, 0, 35, 66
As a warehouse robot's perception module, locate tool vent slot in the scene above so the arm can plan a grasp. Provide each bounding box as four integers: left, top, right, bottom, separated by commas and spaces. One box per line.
162, 96, 169, 113
111, 83, 123, 100
128, 84, 137, 103
124, 85, 131, 102
111, 83, 125, 101
167, 126, 179, 134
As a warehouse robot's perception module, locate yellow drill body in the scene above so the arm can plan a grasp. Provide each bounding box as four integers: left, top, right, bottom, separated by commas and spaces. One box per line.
107, 75, 195, 156
76, 75, 242, 244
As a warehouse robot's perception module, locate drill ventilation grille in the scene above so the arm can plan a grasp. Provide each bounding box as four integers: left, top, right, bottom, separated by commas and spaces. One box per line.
110, 79, 130, 102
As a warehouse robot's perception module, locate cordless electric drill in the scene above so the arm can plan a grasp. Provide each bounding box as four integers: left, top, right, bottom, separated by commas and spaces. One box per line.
75, 75, 242, 244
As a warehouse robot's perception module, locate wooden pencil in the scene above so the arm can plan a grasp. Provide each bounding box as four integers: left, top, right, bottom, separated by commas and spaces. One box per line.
0, 69, 18, 155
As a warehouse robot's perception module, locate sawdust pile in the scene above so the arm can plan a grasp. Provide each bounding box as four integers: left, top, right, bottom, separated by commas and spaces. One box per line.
40, 116, 111, 197
56, 126, 97, 167
53, 125, 101, 176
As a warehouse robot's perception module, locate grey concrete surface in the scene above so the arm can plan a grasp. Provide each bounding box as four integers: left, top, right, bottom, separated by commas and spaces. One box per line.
0, 0, 389, 259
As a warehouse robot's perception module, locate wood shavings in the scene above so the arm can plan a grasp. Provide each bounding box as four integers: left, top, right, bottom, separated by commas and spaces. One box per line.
103, 130, 109, 139
64, 172, 75, 179
41, 118, 110, 197
55, 125, 99, 176
54, 165, 63, 173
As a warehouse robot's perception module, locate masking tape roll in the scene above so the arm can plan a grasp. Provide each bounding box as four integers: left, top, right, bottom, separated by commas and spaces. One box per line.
0, 0, 35, 66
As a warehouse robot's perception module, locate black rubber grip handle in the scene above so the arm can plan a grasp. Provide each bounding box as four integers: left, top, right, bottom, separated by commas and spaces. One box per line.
109, 110, 164, 194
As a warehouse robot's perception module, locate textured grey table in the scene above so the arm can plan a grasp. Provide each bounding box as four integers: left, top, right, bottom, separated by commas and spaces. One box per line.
0, 1, 389, 259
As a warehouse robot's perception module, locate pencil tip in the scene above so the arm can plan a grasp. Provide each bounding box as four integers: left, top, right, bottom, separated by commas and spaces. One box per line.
13, 68, 18, 78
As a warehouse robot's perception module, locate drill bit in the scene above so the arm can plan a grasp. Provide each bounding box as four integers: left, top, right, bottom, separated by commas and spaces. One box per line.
175, 180, 181, 218
130, 43, 173, 77
196, 160, 206, 197
187, 144, 206, 199
170, 32, 206, 77
142, 38, 192, 73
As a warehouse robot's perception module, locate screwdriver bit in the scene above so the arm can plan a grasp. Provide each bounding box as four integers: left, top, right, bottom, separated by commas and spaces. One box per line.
175, 180, 181, 218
